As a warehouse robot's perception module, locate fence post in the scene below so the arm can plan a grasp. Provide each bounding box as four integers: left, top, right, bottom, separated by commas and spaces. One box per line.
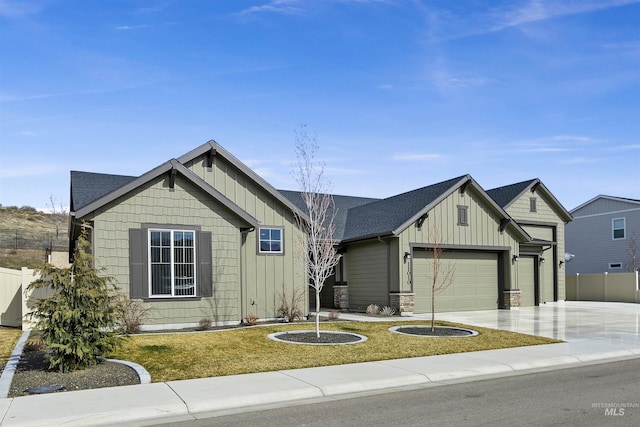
576, 273, 580, 301
603, 272, 608, 302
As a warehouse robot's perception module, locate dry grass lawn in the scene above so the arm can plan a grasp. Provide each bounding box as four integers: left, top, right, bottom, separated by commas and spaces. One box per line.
111, 320, 560, 382
0, 327, 22, 367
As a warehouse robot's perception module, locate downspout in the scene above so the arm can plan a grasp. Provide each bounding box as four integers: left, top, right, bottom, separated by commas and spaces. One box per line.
239, 227, 253, 322
378, 236, 392, 305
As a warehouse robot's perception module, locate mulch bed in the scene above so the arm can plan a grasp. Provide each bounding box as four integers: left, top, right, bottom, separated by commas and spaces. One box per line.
275, 331, 364, 344
395, 326, 475, 337
8, 350, 140, 398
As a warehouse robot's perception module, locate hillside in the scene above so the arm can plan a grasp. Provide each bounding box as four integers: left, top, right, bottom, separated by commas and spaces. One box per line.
0, 206, 69, 269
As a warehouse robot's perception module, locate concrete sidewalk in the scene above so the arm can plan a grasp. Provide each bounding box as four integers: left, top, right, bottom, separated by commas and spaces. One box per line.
1, 301, 639, 426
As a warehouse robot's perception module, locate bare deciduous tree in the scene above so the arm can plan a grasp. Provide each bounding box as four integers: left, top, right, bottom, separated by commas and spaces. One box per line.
428, 228, 455, 332
293, 125, 341, 338
47, 195, 68, 239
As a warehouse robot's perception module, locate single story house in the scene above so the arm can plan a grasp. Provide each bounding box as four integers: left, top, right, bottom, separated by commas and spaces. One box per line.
70, 141, 572, 328
566, 195, 640, 274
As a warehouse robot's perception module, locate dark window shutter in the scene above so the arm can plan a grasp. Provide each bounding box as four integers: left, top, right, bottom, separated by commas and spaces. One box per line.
198, 231, 213, 297
129, 228, 147, 299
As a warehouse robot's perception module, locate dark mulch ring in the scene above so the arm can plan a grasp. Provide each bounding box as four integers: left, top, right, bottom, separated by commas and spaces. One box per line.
271, 331, 366, 344
393, 326, 479, 337
8, 351, 140, 398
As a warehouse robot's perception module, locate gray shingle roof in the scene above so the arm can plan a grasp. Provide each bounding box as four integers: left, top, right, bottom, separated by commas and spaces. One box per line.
70, 171, 136, 211
486, 179, 538, 208
278, 190, 380, 240
341, 175, 468, 241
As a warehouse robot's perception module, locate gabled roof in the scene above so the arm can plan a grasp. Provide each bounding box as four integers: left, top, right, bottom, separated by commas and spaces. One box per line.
71, 156, 261, 228
279, 190, 380, 241
70, 171, 136, 212
339, 175, 529, 243
487, 178, 572, 223
570, 195, 640, 214
178, 141, 305, 218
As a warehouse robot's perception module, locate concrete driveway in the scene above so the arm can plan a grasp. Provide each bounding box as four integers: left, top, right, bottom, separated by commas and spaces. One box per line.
425, 301, 640, 356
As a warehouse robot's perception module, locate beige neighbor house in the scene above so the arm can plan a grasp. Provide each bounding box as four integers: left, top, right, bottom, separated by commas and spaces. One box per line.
70, 141, 573, 328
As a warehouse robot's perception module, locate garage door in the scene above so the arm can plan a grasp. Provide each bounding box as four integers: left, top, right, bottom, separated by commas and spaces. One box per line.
413, 251, 499, 313
518, 256, 536, 307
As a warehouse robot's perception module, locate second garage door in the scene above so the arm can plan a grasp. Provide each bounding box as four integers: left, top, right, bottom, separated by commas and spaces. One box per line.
413, 251, 499, 313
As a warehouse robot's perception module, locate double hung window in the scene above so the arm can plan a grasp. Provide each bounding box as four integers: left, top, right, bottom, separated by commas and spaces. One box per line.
612, 218, 625, 240
149, 229, 196, 297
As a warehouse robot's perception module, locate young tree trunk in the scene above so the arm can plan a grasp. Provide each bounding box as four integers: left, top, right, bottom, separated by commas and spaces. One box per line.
315, 289, 321, 338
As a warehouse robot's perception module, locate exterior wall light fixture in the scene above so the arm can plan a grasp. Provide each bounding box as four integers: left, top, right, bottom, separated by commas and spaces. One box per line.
512, 255, 519, 263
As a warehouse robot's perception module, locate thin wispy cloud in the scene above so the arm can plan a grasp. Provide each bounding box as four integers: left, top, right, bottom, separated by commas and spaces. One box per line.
238, 0, 305, 16
0, 0, 43, 17
116, 24, 149, 31
393, 153, 446, 161
490, 0, 640, 33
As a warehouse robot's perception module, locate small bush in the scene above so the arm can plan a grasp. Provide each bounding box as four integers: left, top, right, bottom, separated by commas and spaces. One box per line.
23, 338, 47, 352
197, 318, 212, 331
120, 299, 151, 334
276, 287, 305, 322
380, 306, 396, 317
366, 304, 380, 316
243, 313, 259, 326
328, 309, 340, 320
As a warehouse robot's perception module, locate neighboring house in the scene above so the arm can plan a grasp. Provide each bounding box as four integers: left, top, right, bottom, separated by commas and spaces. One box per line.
70, 142, 307, 330
70, 141, 573, 327
565, 196, 640, 274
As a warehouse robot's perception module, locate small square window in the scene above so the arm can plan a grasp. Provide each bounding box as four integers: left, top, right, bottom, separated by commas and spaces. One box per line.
457, 205, 468, 226
259, 227, 283, 254
530, 198, 537, 212
612, 218, 625, 240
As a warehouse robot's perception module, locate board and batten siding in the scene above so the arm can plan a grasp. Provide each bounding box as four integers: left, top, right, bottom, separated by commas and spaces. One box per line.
506, 190, 567, 300
344, 240, 389, 310
398, 186, 519, 293
88, 175, 246, 325
183, 153, 307, 319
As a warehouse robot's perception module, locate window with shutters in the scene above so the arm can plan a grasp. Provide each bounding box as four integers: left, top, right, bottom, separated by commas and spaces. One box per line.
149, 229, 196, 297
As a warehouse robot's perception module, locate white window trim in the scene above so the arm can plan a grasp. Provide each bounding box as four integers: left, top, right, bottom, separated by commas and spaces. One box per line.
148, 229, 197, 298
612, 217, 626, 240
609, 262, 623, 269
258, 226, 284, 254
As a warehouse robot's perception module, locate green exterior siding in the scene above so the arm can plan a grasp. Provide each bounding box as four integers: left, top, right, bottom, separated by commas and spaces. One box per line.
344, 240, 389, 310
506, 189, 567, 301
83, 152, 306, 327
398, 187, 519, 294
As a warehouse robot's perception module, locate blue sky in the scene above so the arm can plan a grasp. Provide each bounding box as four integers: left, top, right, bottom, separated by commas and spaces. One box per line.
1, 0, 639, 212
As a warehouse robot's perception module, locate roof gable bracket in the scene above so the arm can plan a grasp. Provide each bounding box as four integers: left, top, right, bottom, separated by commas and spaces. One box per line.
531, 181, 540, 193
499, 218, 510, 233
416, 213, 428, 229
206, 147, 217, 168
169, 168, 177, 189
459, 179, 471, 195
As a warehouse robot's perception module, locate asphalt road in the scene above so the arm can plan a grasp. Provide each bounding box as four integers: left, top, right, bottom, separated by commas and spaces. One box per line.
158, 358, 640, 427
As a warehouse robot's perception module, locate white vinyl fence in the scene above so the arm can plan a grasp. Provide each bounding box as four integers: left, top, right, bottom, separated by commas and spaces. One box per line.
566, 272, 639, 303
0, 267, 45, 330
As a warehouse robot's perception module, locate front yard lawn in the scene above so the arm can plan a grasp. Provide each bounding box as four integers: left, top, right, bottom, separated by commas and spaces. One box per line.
0, 327, 22, 369
111, 320, 561, 382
